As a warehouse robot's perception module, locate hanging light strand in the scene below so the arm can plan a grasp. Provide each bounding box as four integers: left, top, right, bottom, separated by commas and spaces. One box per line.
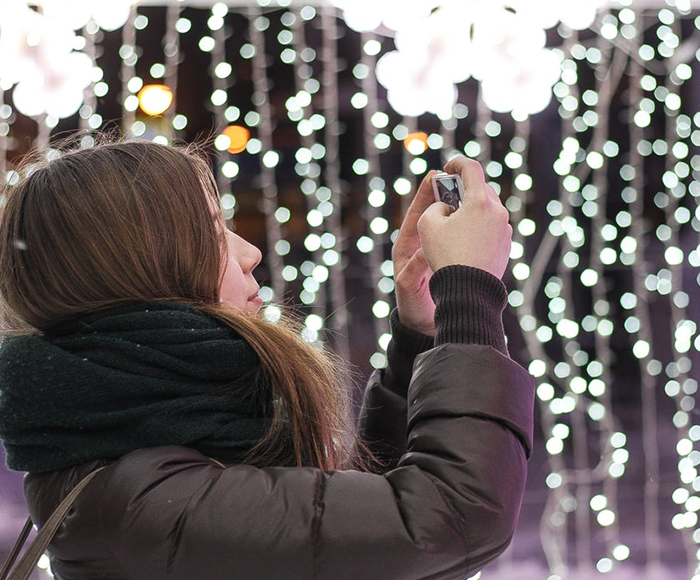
287, 6, 352, 354
358, 29, 391, 368
509, 114, 569, 577
120, 7, 139, 135
78, 27, 98, 135
660, 8, 699, 576
557, 24, 633, 570
625, 9, 664, 570
318, 6, 352, 357
0, 89, 7, 179
400, 115, 418, 216
587, 27, 629, 564
439, 113, 458, 167
209, 2, 235, 213
280, 7, 325, 314
500, 50, 571, 572
548, 31, 595, 574
249, 6, 284, 299
162, 2, 182, 126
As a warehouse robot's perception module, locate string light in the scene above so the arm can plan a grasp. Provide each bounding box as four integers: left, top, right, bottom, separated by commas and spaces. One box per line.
78, 26, 98, 135
120, 7, 139, 134
283, 5, 352, 355
161, 3, 182, 134
0, 88, 8, 183
656, 7, 700, 577
208, 0, 238, 231
548, 29, 622, 571
317, 5, 352, 360
248, 6, 285, 302
625, 11, 666, 573
280, 7, 322, 315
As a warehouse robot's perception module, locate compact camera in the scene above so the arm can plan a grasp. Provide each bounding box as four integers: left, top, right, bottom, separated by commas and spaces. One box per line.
431, 172, 464, 210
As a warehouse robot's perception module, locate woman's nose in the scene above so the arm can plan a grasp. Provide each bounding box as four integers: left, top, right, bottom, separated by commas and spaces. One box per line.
243, 239, 262, 273
250, 244, 262, 270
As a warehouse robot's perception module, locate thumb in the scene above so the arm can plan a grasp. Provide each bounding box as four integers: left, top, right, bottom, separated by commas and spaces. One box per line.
397, 247, 431, 282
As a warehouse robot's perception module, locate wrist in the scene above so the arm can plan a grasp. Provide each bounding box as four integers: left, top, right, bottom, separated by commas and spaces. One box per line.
429, 265, 508, 354
384, 309, 435, 395
395, 310, 436, 337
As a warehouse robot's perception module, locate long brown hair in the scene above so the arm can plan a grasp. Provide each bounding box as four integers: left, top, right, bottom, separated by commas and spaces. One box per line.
0, 139, 356, 471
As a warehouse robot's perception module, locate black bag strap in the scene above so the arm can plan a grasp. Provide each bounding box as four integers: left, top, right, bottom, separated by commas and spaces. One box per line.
0, 466, 107, 580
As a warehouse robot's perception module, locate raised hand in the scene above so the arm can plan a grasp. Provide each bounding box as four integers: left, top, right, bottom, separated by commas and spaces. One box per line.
392, 170, 439, 336
417, 157, 512, 279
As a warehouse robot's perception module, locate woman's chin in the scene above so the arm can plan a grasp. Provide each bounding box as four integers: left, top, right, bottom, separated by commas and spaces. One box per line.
219, 296, 261, 313
247, 296, 264, 312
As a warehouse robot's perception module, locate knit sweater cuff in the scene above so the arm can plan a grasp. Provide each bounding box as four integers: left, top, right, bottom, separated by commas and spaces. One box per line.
429, 265, 508, 355
383, 309, 434, 396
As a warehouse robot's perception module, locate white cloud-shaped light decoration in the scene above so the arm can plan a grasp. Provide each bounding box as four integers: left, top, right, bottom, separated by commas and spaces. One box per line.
376, 5, 472, 118
335, 0, 607, 118
333, 0, 438, 34
0, 0, 136, 119
508, 0, 608, 31
470, 7, 563, 119
0, 2, 92, 118
39, 0, 136, 33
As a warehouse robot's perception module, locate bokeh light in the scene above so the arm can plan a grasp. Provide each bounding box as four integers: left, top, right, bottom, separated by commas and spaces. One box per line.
221, 125, 251, 154
137, 84, 173, 116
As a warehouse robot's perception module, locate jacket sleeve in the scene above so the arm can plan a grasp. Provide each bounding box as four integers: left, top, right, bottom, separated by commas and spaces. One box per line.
355, 308, 433, 471
356, 265, 514, 473
95, 342, 534, 580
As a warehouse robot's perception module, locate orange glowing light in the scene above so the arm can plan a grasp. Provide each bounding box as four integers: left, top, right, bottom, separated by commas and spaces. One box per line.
137, 84, 174, 116
222, 125, 251, 154
403, 131, 429, 155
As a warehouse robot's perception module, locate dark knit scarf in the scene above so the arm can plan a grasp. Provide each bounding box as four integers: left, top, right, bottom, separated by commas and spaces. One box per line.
0, 302, 276, 473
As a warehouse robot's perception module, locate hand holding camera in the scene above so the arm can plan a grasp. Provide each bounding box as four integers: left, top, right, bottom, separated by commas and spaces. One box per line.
418, 157, 512, 280
392, 156, 511, 335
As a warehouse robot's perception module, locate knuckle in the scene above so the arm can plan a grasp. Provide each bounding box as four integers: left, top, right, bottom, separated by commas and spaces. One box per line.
394, 264, 408, 283
474, 195, 490, 210
418, 208, 435, 228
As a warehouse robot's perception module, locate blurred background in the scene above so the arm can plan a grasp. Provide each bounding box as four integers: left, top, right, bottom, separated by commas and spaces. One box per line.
1, 0, 700, 578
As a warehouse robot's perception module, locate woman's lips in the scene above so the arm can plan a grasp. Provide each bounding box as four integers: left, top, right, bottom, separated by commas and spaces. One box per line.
248, 289, 263, 307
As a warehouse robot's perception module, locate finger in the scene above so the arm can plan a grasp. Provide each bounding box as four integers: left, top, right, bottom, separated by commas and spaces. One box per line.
396, 247, 431, 282
484, 183, 504, 208
397, 170, 437, 238
417, 199, 453, 232
443, 157, 486, 199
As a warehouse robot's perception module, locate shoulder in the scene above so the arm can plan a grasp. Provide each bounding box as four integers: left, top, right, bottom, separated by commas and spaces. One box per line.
24, 446, 231, 527
106, 444, 229, 474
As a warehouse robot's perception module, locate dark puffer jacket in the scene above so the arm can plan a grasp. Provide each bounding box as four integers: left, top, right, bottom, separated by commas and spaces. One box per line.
23, 267, 535, 580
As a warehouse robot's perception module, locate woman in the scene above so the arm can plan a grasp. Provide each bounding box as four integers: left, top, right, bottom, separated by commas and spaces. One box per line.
0, 140, 534, 580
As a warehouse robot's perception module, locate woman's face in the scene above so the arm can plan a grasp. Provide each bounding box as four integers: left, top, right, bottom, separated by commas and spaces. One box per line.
219, 228, 263, 313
